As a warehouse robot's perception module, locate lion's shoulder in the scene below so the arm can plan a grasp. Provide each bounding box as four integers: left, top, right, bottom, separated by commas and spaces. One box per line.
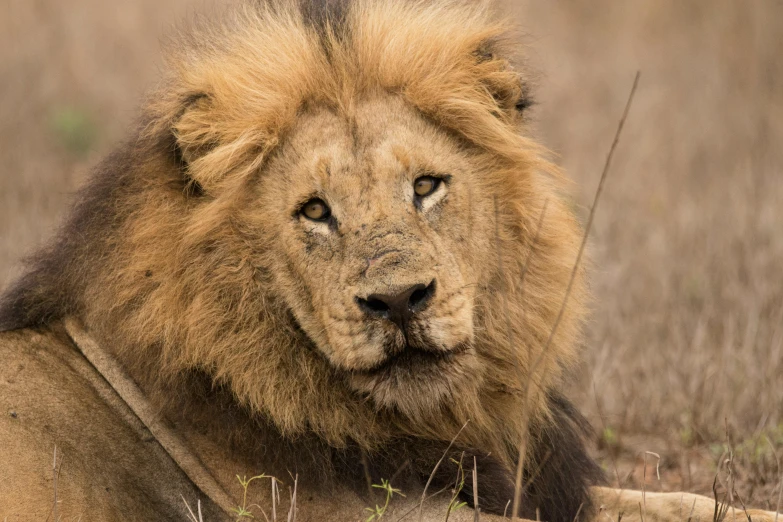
0, 326, 220, 521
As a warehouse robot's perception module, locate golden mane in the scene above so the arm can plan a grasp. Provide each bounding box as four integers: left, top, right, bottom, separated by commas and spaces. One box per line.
149, 0, 550, 191
0, 1, 591, 518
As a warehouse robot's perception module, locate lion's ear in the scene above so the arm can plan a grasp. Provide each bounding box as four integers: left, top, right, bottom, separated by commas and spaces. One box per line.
474, 43, 534, 122
489, 73, 533, 121
171, 92, 218, 194
173, 93, 213, 163
168, 90, 272, 194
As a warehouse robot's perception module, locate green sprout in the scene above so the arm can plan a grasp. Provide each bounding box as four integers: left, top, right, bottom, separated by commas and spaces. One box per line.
445, 457, 468, 521
365, 478, 405, 521
233, 473, 271, 519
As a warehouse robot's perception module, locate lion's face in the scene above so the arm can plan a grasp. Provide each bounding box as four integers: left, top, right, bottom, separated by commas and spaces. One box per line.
245, 96, 493, 412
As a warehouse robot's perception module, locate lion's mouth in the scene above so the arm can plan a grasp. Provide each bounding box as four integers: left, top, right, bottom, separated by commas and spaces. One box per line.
354, 341, 471, 378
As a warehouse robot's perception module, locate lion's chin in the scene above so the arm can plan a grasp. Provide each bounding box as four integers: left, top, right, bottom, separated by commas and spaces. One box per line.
347, 344, 481, 417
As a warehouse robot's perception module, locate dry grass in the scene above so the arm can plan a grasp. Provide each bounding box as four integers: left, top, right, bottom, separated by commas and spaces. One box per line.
508, 0, 783, 506
1, 0, 781, 509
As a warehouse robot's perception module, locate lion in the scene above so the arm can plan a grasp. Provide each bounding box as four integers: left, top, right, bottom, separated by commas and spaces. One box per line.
0, 1, 778, 521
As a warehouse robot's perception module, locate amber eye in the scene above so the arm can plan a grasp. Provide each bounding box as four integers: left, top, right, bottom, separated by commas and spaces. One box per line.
413, 176, 441, 198
301, 198, 331, 221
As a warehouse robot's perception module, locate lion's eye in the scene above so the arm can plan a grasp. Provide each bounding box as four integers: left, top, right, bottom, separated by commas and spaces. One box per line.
300, 198, 331, 221
413, 176, 441, 198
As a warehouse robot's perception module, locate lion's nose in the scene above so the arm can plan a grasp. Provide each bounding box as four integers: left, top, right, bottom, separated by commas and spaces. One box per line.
356, 280, 435, 333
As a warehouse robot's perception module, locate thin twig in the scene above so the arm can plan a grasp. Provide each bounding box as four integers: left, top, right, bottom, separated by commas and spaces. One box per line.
520, 450, 552, 497
511, 70, 641, 520
53, 445, 58, 522
272, 476, 278, 522
539, 70, 641, 368
181, 497, 204, 522
417, 421, 470, 522
763, 436, 782, 522
45, 446, 64, 522
444, 452, 466, 522
472, 456, 480, 522
362, 451, 376, 501
725, 420, 737, 522
499, 198, 549, 520
394, 485, 452, 522
641, 451, 661, 522
287, 474, 298, 522
733, 489, 752, 522
572, 502, 585, 522
687, 496, 698, 522
182, 495, 199, 522
712, 473, 730, 522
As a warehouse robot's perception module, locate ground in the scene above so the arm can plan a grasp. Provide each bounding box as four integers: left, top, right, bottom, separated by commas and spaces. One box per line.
1, 0, 782, 511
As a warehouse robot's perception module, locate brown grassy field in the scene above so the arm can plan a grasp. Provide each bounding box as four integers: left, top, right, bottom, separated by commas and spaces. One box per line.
2, 0, 781, 510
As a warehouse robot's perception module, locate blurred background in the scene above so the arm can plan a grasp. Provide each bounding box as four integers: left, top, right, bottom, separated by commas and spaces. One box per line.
1, 0, 781, 507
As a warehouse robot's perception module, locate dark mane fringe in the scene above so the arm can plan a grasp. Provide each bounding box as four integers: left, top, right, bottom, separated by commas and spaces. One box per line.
456, 391, 604, 522
0, 127, 173, 333
353, 391, 604, 522
0, 148, 129, 332
524, 392, 606, 522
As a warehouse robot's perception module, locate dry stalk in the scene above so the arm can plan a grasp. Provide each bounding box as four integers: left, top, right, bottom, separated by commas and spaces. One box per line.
287, 474, 298, 522
394, 484, 453, 522
536, 69, 642, 381
495, 199, 549, 519
272, 477, 278, 522
572, 503, 585, 522
763, 436, 782, 522
641, 451, 661, 522
181, 496, 204, 522
472, 456, 480, 522
362, 451, 376, 502
509, 70, 641, 520
53, 445, 58, 522
46, 445, 64, 522
417, 421, 470, 522
725, 421, 737, 522
495, 197, 549, 520
389, 460, 412, 490
444, 452, 466, 522
686, 496, 698, 522
733, 489, 752, 522
712, 473, 730, 522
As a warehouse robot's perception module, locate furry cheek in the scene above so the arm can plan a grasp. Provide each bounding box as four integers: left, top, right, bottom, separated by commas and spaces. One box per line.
420, 295, 474, 348
322, 318, 389, 370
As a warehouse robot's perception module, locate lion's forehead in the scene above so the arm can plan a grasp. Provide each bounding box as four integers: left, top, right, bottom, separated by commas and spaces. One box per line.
264, 97, 467, 209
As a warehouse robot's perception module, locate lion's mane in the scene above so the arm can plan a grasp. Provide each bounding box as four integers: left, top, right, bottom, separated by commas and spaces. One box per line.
0, 1, 602, 520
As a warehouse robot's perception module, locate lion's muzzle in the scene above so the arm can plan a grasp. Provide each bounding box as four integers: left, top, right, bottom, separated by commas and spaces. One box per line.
355, 280, 435, 336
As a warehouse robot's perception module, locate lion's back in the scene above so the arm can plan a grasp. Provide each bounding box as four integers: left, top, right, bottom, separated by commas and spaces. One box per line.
0, 326, 220, 521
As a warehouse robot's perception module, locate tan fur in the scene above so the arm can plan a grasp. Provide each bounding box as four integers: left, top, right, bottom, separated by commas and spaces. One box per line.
0, 1, 780, 521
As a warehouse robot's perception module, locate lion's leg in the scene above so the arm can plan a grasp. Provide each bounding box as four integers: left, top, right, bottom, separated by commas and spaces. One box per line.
590, 486, 781, 522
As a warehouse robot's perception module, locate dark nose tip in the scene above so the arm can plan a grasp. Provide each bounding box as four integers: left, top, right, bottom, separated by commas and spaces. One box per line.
356, 281, 435, 333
